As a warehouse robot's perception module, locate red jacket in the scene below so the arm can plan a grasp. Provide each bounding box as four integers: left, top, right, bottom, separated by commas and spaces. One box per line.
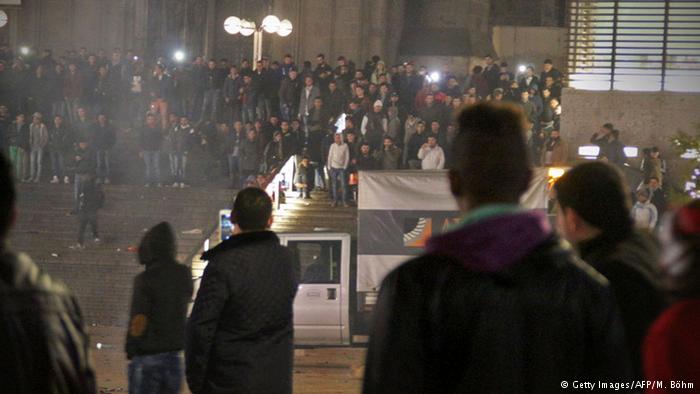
644, 298, 700, 393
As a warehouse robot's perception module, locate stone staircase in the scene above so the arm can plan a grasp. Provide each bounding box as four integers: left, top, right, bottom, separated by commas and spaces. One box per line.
272, 190, 357, 235
9, 183, 233, 326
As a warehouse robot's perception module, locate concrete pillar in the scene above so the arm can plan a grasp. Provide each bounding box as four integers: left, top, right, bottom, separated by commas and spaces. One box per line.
367, 0, 388, 60
7, 8, 20, 48
132, 0, 149, 53
203, 0, 216, 59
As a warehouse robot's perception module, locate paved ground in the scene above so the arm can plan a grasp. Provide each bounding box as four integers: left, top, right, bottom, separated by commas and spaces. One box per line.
89, 325, 365, 393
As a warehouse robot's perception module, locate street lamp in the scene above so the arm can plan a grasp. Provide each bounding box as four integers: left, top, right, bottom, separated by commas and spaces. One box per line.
224, 14, 293, 62
173, 50, 186, 63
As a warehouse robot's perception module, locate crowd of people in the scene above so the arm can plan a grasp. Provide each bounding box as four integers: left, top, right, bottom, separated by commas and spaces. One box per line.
2, 102, 699, 393
0, 46, 570, 206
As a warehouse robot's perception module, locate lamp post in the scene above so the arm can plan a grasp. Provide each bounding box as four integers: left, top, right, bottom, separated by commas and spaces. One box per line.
223, 15, 293, 62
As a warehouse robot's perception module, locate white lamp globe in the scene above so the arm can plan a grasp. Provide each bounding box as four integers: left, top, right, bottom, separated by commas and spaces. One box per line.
277, 19, 293, 37
240, 20, 256, 36
224, 16, 242, 35
262, 15, 280, 34
173, 50, 185, 62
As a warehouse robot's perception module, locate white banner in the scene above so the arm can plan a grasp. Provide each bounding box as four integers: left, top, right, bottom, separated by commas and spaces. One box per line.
358, 170, 458, 211
357, 255, 408, 292
357, 168, 550, 292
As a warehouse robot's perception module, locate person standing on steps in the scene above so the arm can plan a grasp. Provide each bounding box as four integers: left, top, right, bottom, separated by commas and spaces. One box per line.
327, 133, 350, 208
48, 114, 74, 184
91, 113, 116, 184
28, 112, 48, 183
139, 113, 164, 187
71, 174, 103, 250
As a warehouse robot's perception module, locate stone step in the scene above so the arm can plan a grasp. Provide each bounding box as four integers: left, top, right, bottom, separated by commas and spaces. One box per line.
10, 183, 231, 326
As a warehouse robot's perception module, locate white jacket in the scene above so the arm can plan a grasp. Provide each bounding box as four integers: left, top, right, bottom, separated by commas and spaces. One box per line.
417, 145, 445, 170
327, 142, 350, 170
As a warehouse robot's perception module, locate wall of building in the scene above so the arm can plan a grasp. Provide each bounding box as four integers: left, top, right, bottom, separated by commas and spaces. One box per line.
2, 0, 542, 66
491, 0, 566, 27
0, 0, 148, 54
560, 88, 700, 186
492, 25, 567, 74
399, 0, 492, 58
268, 0, 404, 67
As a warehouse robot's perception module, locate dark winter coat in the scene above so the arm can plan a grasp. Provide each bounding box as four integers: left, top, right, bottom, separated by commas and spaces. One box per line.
373, 145, 402, 170
74, 118, 93, 144
204, 68, 225, 91
222, 75, 243, 103
239, 137, 261, 172
0, 249, 96, 394
406, 132, 427, 163
264, 140, 285, 169
186, 231, 299, 394
139, 125, 163, 152
90, 123, 116, 151
307, 105, 332, 133
417, 104, 442, 128
8, 121, 30, 149
64, 71, 84, 99
578, 230, 667, 379
74, 145, 95, 175
363, 111, 387, 149
355, 153, 378, 171
48, 124, 75, 153
325, 89, 347, 118
126, 222, 193, 359
363, 211, 631, 394
279, 76, 302, 107
77, 179, 104, 216
148, 74, 175, 101
168, 125, 196, 154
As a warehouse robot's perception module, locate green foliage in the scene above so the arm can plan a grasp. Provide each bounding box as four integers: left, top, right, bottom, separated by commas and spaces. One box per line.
670, 123, 700, 200
670, 123, 700, 157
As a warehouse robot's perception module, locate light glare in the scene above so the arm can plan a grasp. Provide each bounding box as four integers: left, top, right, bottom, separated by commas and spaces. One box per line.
262, 15, 280, 34
224, 16, 242, 35
173, 50, 185, 62
278, 19, 293, 37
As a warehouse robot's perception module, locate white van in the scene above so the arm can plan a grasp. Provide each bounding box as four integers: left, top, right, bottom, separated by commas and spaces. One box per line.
202, 168, 554, 346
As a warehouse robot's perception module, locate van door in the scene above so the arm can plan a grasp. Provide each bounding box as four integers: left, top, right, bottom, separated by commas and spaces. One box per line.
281, 233, 351, 346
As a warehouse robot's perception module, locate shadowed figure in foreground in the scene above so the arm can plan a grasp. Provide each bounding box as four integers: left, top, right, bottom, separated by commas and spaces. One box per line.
363, 103, 631, 394
186, 187, 299, 394
0, 152, 96, 393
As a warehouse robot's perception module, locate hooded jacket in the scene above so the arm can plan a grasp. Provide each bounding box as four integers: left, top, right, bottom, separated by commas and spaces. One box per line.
363, 210, 631, 394
0, 249, 96, 394
186, 231, 299, 394
125, 222, 193, 359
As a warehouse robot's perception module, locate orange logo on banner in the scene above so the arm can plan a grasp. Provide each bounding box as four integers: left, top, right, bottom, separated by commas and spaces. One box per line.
405, 218, 432, 248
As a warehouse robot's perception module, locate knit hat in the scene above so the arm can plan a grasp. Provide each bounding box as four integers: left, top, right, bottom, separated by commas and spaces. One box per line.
373, 100, 383, 107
